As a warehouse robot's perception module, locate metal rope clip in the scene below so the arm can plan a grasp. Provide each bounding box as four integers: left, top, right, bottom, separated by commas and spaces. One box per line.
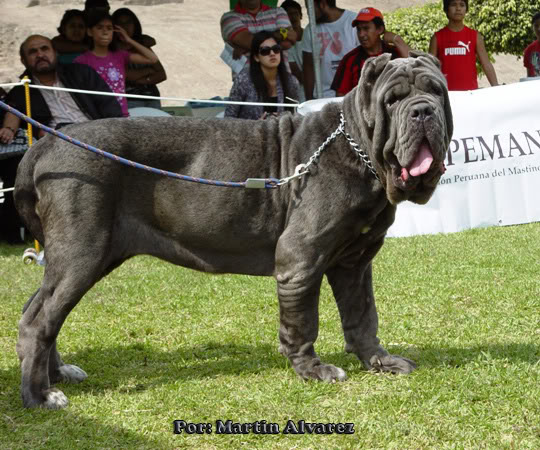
293, 163, 307, 177
288, 163, 308, 181
275, 163, 308, 186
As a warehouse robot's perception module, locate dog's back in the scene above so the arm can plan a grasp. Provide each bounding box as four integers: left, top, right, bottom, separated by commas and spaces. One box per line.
13, 115, 308, 274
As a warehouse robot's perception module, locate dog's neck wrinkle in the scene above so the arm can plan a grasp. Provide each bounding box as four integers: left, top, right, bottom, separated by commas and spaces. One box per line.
348, 97, 387, 177
335, 115, 385, 194
344, 95, 389, 185
343, 94, 371, 152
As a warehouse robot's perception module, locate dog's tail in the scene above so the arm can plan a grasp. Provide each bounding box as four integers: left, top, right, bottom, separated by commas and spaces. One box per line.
14, 150, 45, 246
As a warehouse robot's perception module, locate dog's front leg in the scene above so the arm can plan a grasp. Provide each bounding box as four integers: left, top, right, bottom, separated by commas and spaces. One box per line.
326, 261, 417, 374
275, 237, 347, 382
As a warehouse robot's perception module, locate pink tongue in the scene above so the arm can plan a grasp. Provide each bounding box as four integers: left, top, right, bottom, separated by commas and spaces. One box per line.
401, 167, 409, 181
408, 142, 433, 177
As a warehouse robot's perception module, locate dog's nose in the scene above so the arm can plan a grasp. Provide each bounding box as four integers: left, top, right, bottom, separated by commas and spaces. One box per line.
411, 104, 433, 121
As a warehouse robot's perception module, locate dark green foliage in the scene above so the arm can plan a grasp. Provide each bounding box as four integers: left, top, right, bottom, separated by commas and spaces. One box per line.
385, 1, 447, 53
467, 0, 540, 55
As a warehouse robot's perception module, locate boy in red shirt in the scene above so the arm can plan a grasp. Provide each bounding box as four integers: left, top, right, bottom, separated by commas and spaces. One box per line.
429, 0, 498, 91
331, 7, 409, 96
523, 12, 540, 77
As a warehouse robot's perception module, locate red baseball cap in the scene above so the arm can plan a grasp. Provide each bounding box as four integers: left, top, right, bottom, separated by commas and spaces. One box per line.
352, 7, 384, 26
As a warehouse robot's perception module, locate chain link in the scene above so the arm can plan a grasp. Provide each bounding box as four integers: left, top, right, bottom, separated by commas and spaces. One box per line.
339, 113, 380, 181
277, 115, 345, 185
277, 111, 380, 185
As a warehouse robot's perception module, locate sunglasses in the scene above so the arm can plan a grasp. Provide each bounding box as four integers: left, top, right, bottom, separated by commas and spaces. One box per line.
259, 45, 281, 56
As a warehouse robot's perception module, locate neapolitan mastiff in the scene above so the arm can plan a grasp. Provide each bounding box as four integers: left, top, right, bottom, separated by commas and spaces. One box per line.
14, 52, 452, 408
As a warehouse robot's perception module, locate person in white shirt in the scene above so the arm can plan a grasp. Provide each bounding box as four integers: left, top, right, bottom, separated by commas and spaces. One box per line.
302, 0, 359, 99
280, 0, 306, 102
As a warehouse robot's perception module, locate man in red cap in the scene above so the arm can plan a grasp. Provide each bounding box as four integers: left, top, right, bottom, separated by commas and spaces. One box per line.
331, 7, 409, 96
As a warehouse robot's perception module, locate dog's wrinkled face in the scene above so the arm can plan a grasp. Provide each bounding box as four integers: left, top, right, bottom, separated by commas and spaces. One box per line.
356, 52, 453, 205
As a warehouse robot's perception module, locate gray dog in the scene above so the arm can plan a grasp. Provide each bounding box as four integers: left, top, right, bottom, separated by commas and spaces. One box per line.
14, 52, 452, 409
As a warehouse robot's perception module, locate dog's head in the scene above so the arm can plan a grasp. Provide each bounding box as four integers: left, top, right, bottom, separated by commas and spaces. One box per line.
344, 51, 453, 205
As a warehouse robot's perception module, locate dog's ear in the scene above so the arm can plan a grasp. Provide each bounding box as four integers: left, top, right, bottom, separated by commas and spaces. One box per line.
409, 50, 441, 70
359, 53, 392, 93
357, 53, 392, 129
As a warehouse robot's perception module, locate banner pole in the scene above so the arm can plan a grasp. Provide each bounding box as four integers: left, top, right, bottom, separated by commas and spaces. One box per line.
306, 0, 323, 99
22, 76, 39, 254
22, 77, 33, 147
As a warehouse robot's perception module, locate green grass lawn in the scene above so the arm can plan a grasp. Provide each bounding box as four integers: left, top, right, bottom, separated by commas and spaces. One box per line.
0, 223, 539, 449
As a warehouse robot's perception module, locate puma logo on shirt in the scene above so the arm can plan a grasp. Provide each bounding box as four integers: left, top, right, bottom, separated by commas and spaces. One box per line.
445, 40, 471, 55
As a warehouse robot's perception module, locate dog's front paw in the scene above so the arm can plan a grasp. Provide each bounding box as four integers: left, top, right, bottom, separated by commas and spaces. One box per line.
58, 364, 87, 383
313, 363, 348, 382
367, 354, 417, 374
43, 388, 69, 409
298, 362, 348, 382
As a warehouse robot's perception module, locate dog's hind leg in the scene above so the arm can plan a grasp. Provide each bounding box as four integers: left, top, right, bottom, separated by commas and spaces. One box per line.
17, 225, 115, 409
20, 289, 85, 386
326, 262, 417, 375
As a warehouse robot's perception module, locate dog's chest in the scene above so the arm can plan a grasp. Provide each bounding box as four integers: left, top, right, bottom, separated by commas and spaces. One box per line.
328, 202, 395, 267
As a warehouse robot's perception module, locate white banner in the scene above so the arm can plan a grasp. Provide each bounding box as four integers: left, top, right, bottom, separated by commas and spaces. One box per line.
298, 79, 540, 237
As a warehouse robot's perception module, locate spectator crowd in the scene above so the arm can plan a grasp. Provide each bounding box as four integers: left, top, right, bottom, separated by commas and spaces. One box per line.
2, 0, 540, 131
0, 0, 166, 242
219, 0, 537, 116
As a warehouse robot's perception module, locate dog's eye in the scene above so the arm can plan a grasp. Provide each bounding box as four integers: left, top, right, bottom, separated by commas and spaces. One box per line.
417, 75, 444, 96
422, 76, 443, 96
385, 96, 399, 108
385, 88, 408, 108
430, 81, 443, 96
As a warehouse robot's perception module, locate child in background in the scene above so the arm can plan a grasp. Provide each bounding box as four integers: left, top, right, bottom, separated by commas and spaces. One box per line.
429, 0, 498, 90
112, 8, 166, 110
52, 10, 89, 64
75, 11, 159, 116
523, 12, 540, 77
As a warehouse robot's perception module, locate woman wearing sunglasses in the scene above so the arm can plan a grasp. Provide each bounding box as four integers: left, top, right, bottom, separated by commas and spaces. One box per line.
225, 31, 299, 120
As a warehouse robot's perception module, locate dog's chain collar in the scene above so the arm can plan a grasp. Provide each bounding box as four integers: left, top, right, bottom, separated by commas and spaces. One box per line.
339, 113, 380, 182
278, 111, 380, 185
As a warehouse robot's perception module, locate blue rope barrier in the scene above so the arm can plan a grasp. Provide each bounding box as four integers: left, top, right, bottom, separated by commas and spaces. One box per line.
0, 100, 280, 189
